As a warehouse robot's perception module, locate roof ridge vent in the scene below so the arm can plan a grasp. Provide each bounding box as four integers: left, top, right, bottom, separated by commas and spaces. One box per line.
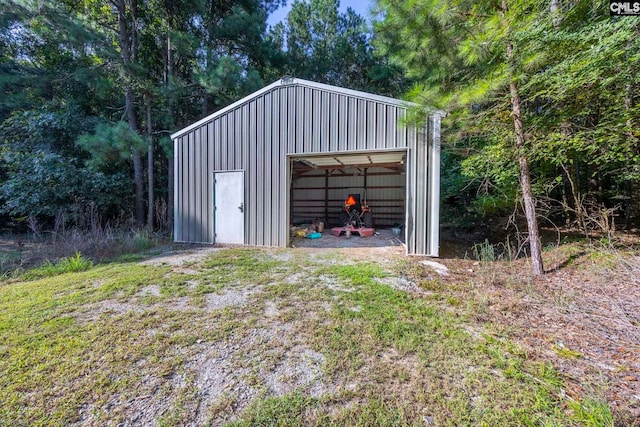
280, 76, 295, 85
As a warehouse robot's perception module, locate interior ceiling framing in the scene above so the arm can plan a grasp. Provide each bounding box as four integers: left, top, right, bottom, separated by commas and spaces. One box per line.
292, 152, 406, 175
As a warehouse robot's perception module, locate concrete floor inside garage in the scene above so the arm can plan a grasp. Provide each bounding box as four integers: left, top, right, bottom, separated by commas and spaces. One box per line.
290, 228, 405, 249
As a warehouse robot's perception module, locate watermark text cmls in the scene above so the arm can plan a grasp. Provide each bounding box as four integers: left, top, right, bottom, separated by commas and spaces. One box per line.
610, 1, 640, 15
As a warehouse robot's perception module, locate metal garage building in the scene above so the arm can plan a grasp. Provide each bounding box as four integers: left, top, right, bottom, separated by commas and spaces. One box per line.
171, 77, 441, 256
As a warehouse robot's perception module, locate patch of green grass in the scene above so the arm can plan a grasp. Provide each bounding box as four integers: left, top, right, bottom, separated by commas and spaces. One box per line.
297, 261, 571, 426
0, 253, 257, 426
329, 396, 413, 426
20, 252, 93, 280
569, 396, 614, 427
584, 249, 618, 269
446, 295, 461, 306
322, 263, 387, 287
202, 248, 286, 285
228, 392, 318, 427
553, 343, 583, 360
111, 252, 152, 263
393, 258, 425, 279
261, 281, 303, 299
418, 278, 446, 292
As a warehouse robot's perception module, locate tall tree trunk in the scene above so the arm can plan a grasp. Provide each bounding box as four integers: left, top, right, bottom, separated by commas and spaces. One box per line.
116, 0, 144, 227
508, 68, 544, 276
503, 0, 544, 276
146, 95, 154, 229
166, 31, 174, 232
126, 88, 145, 227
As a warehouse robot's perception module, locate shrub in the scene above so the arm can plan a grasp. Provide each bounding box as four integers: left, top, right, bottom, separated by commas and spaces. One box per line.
21, 252, 93, 280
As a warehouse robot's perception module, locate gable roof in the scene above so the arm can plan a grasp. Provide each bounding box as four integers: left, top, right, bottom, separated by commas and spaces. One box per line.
171, 77, 414, 140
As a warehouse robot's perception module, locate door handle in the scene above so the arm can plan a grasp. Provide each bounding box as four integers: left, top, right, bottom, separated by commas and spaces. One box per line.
238, 202, 244, 213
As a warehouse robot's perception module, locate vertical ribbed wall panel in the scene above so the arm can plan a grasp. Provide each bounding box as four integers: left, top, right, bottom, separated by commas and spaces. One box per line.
428, 115, 441, 256
173, 138, 180, 240
405, 145, 415, 254
280, 89, 291, 246
186, 133, 194, 242
418, 126, 429, 255
366, 101, 375, 148
227, 114, 233, 168
206, 123, 214, 242
179, 135, 185, 242
286, 87, 295, 154
240, 104, 249, 160
195, 128, 202, 242
263, 92, 273, 246
385, 106, 394, 148
248, 100, 257, 245
268, 91, 277, 245
194, 128, 202, 242
296, 88, 303, 153
198, 129, 204, 242
328, 93, 337, 151
182, 135, 188, 241
338, 95, 347, 151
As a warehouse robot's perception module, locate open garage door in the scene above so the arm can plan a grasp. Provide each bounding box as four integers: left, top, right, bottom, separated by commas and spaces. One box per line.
288, 150, 407, 246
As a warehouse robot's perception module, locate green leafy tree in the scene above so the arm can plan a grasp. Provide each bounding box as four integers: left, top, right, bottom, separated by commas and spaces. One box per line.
524, 12, 640, 231
77, 121, 147, 171
377, 0, 549, 275
0, 150, 129, 221
1, 0, 146, 225
0, 108, 130, 223
0, 1, 116, 122
377, 0, 640, 274
272, 0, 407, 95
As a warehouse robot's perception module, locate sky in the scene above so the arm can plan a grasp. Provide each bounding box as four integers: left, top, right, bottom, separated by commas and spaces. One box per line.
267, 0, 375, 28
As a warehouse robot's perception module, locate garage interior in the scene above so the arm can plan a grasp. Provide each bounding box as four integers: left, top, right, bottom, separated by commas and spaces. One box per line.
289, 151, 407, 246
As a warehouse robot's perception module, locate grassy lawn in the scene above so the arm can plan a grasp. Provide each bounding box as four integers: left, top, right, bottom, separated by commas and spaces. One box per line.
0, 246, 628, 426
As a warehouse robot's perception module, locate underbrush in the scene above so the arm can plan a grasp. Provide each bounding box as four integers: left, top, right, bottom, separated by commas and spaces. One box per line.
0, 228, 166, 277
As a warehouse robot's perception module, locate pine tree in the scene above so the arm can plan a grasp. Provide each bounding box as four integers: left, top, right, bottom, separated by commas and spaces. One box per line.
376, 0, 548, 275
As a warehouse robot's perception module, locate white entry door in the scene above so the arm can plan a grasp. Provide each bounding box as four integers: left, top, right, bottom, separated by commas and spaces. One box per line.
214, 171, 245, 244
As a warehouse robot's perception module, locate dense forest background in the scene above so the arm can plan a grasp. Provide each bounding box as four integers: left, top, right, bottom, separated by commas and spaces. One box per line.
1, 0, 638, 246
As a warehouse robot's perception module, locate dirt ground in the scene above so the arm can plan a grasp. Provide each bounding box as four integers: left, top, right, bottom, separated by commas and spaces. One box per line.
2, 231, 639, 424
138, 233, 640, 423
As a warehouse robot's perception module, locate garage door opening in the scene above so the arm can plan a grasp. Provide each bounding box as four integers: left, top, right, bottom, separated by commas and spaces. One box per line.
288, 150, 407, 248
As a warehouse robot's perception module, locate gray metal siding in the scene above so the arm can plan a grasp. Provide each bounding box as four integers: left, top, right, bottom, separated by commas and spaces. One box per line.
409, 125, 429, 255
173, 80, 440, 255
428, 114, 441, 256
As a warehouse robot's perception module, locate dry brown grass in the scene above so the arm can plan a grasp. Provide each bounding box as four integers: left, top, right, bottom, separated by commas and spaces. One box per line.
0, 228, 167, 276
415, 235, 640, 424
